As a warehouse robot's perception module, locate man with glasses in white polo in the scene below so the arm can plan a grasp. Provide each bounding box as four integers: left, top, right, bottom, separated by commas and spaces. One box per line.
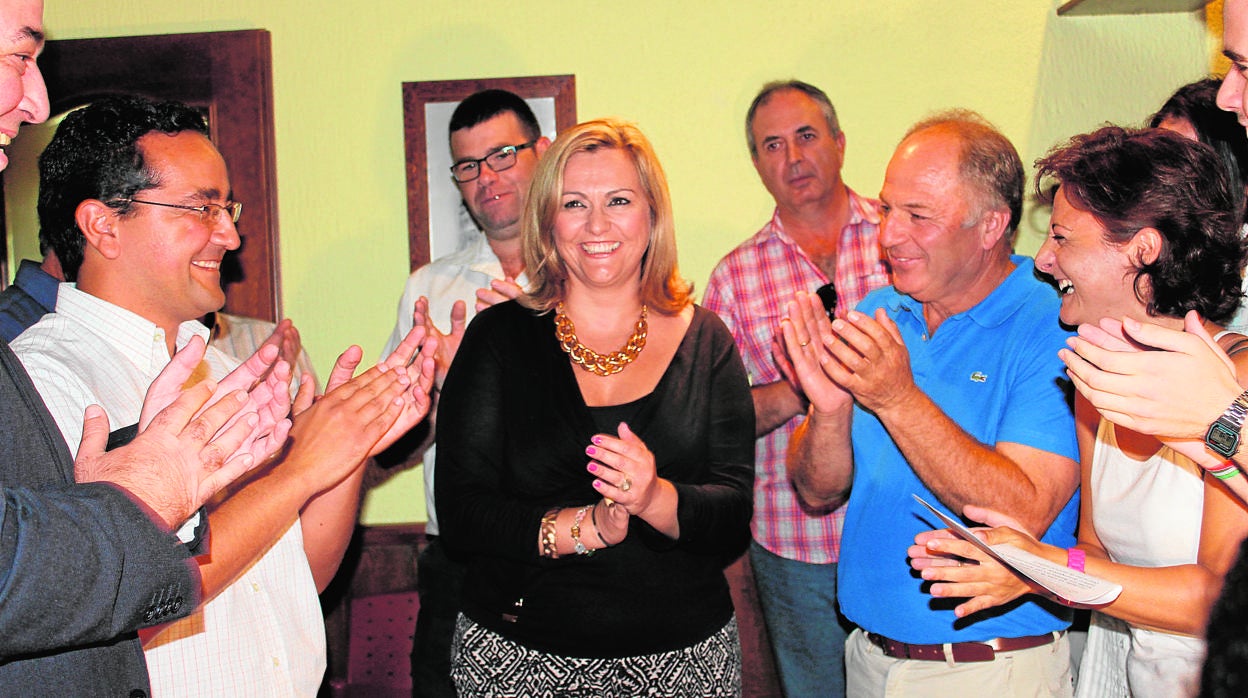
380, 88, 549, 698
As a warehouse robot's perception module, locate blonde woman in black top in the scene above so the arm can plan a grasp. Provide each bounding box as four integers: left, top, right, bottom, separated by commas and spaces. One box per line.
436, 118, 754, 697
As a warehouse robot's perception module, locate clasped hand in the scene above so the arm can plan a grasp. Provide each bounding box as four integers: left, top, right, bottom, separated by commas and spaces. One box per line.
76, 336, 294, 531
907, 505, 1046, 618
412, 280, 521, 391
584, 422, 663, 540
778, 292, 917, 415
289, 320, 439, 476
76, 319, 440, 530
1061, 311, 1240, 440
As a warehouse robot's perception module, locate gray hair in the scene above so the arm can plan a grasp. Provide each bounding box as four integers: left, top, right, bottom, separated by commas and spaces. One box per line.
903, 109, 1023, 236
746, 80, 840, 157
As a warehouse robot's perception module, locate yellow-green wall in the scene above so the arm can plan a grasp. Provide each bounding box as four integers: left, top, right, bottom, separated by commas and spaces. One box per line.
39, 0, 1211, 523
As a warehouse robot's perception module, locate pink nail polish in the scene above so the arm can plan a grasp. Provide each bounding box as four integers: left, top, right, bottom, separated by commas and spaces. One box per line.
586, 445, 597, 456
592, 436, 603, 445
593, 480, 602, 489
588, 463, 598, 473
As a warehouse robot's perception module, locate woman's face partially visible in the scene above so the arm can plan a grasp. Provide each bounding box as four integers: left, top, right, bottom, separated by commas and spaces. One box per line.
1035, 186, 1149, 327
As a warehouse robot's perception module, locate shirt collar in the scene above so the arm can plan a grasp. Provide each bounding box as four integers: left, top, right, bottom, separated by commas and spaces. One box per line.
54, 283, 211, 373
845, 186, 881, 226
763, 185, 878, 247
465, 235, 531, 286
886, 255, 1036, 330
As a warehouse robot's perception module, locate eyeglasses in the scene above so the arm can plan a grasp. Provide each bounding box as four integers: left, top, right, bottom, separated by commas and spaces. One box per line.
450, 141, 538, 183
815, 282, 838, 319
113, 198, 243, 224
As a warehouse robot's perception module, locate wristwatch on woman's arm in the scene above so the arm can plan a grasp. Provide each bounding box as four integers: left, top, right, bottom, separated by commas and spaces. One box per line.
1205, 388, 1248, 458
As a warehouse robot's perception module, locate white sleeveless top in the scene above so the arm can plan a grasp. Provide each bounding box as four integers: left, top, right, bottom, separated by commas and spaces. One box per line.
1074, 419, 1205, 698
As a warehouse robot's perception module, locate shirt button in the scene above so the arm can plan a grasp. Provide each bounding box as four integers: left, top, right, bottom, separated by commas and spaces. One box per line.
251, 582, 261, 592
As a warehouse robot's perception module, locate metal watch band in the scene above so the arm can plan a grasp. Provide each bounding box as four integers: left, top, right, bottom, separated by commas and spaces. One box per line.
1207, 388, 1248, 458
1232, 390, 1248, 424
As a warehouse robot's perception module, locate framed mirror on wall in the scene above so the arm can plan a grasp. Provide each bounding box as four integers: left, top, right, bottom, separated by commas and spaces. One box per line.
0, 29, 281, 321
401, 74, 576, 273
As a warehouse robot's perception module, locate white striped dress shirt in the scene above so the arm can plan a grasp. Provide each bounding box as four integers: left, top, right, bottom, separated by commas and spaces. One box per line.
13, 284, 326, 697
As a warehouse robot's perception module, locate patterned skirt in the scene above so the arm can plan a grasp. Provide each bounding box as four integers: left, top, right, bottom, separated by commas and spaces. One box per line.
449, 613, 742, 697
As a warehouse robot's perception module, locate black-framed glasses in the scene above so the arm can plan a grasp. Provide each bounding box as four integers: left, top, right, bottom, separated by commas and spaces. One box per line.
113, 198, 243, 224
450, 140, 538, 183
815, 282, 838, 319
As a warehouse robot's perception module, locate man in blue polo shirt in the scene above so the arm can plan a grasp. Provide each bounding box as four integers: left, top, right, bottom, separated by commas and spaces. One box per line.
783, 110, 1080, 697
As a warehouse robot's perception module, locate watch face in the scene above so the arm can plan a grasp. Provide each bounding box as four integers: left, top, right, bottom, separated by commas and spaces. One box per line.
1208, 421, 1241, 458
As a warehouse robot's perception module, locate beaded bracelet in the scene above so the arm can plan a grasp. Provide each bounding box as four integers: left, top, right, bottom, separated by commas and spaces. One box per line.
1209, 460, 1243, 481
591, 501, 613, 547
539, 508, 560, 559
570, 505, 594, 556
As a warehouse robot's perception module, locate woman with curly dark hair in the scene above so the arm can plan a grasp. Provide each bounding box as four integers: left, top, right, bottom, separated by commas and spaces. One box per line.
1152, 78, 1248, 333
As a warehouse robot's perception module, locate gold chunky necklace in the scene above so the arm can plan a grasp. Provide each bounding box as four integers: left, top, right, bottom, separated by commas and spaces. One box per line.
554, 301, 648, 376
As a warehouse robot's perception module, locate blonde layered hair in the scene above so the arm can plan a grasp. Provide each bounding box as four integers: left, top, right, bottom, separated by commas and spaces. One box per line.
520, 118, 692, 314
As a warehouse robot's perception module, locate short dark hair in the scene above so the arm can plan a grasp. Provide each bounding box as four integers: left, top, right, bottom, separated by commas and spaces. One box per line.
745, 80, 840, 157
1035, 126, 1247, 324
905, 109, 1024, 237
38, 94, 208, 281
1150, 78, 1248, 221
448, 89, 541, 142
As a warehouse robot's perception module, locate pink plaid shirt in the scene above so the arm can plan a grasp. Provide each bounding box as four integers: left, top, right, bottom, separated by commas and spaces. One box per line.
703, 189, 890, 563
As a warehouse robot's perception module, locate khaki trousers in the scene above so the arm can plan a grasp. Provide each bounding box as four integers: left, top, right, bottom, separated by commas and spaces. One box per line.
845, 627, 1074, 698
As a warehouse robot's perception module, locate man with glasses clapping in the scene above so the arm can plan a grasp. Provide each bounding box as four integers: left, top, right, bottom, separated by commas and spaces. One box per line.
14, 94, 437, 696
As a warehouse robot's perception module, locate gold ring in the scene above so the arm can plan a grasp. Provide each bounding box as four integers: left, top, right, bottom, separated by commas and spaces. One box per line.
620, 478, 632, 492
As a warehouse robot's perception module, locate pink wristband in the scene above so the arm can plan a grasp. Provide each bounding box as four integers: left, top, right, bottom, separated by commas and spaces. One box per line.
1066, 548, 1085, 573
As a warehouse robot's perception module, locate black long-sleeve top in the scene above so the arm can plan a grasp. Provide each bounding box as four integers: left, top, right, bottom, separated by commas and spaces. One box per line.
437, 301, 754, 657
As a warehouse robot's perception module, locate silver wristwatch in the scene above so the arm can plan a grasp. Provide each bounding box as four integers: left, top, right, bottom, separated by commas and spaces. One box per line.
1205, 388, 1248, 459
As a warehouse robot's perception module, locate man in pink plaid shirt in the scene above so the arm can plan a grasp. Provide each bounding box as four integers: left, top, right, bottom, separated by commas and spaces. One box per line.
703, 80, 889, 697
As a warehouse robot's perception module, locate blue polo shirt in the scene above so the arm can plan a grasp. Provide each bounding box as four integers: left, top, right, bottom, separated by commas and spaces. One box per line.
839, 256, 1079, 644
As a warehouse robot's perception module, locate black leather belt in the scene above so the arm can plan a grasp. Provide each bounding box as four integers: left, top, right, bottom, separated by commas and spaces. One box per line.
866, 630, 1060, 663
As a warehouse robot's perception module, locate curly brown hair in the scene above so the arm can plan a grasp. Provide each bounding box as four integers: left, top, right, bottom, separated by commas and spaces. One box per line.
1035, 126, 1247, 324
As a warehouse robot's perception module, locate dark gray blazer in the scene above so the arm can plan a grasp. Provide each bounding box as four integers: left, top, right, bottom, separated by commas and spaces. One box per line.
0, 339, 198, 696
